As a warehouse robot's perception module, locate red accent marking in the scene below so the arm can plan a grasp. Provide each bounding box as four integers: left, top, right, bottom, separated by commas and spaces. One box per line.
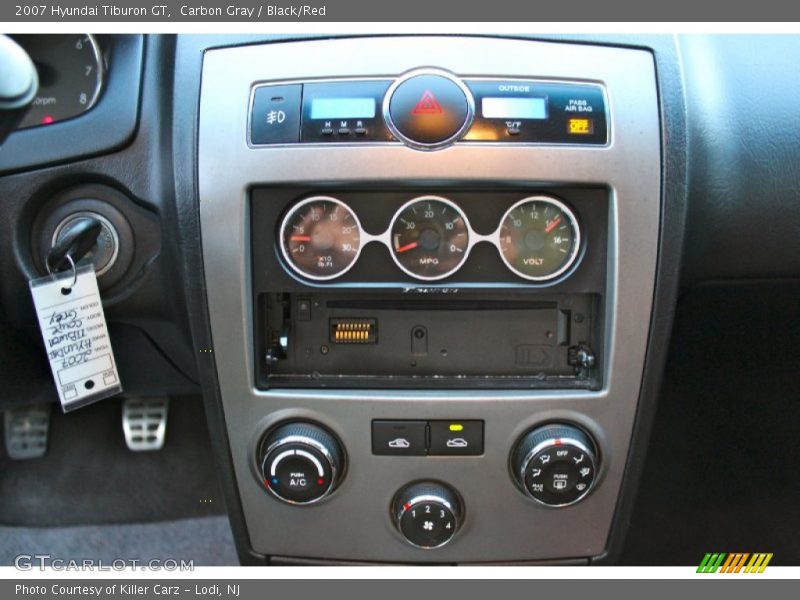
317, 478, 325, 485
545, 217, 562, 234
412, 90, 443, 115
403, 502, 412, 510
41, 115, 55, 125
395, 241, 419, 253
554, 439, 562, 446
290, 235, 312, 242
264, 479, 270, 488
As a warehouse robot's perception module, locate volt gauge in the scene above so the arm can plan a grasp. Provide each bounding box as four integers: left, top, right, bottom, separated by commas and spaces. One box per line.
497, 196, 582, 281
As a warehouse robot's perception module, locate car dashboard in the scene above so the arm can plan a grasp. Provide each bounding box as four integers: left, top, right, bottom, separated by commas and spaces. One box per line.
1, 33, 798, 566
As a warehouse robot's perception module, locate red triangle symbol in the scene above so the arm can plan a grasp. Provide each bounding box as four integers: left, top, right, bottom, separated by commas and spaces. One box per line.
412, 90, 443, 115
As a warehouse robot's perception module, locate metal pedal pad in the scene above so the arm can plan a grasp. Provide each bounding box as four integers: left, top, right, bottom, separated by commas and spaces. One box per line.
122, 397, 169, 451
3, 405, 51, 460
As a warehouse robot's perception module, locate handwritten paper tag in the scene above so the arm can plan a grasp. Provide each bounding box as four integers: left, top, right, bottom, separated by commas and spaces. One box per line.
29, 264, 122, 412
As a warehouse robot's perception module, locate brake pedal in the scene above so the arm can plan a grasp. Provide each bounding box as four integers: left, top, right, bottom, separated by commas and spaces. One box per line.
4, 405, 51, 460
122, 397, 169, 451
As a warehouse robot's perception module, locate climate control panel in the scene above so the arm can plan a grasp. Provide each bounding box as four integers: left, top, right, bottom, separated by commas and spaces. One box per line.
254, 420, 600, 550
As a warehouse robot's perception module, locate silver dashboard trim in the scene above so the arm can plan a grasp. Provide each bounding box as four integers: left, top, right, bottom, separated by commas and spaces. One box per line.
199, 36, 660, 563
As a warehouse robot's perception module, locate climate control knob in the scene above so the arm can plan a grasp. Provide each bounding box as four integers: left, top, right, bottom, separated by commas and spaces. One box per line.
258, 422, 344, 505
511, 423, 598, 507
392, 481, 462, 549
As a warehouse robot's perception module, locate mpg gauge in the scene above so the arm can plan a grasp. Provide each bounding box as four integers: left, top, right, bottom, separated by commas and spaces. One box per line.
498, 196, 582, 281
389, 196, 470, 280
279, 197, 363, 280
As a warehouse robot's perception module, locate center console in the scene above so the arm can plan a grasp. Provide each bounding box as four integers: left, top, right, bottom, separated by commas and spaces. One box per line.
198, 36, 660, 563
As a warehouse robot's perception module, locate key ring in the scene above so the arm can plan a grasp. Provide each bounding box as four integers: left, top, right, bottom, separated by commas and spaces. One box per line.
46, 253, 78, 292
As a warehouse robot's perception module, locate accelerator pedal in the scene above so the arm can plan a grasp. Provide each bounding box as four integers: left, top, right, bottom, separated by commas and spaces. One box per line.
122, 397, 169, 451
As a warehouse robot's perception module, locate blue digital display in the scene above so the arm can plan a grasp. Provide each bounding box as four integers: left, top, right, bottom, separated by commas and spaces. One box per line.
310, 98, 376, 120
481, 97, 548, 119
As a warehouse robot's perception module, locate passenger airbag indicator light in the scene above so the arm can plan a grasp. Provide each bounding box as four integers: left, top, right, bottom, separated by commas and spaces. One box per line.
568, 118, 594, 135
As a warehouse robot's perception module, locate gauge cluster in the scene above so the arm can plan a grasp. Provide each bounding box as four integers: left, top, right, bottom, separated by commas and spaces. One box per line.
268, 190, 595, 286
0, 34, 142, 176
12, 34, 106, 130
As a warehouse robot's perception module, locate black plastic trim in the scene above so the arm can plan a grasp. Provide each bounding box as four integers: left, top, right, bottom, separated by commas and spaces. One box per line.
579, 35, 687, 565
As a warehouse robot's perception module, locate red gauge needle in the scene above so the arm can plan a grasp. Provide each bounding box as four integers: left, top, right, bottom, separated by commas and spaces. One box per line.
545, 217, 562, 233
290, 235, 312, 242
395, 241, 419, 253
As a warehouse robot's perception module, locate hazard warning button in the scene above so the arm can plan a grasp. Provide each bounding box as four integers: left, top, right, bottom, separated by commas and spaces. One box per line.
385, 70, 474, 149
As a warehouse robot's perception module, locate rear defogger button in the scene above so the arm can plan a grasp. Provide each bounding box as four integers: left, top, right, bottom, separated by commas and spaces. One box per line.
384, 69, 474, 150
429, 420, 484, 456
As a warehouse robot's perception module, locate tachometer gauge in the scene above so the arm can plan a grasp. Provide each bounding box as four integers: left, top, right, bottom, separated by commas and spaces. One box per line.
389, 196, 470, 280
279, 197, 363, 280
13, 34, 105, 130
498, 196, 581, 281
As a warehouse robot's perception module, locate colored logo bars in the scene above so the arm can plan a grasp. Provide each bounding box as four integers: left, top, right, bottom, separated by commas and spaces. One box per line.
697, 553, 773, 573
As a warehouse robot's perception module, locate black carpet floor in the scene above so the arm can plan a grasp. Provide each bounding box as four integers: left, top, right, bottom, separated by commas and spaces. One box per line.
0, 396, 225, 526
0, 516, 237, 566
